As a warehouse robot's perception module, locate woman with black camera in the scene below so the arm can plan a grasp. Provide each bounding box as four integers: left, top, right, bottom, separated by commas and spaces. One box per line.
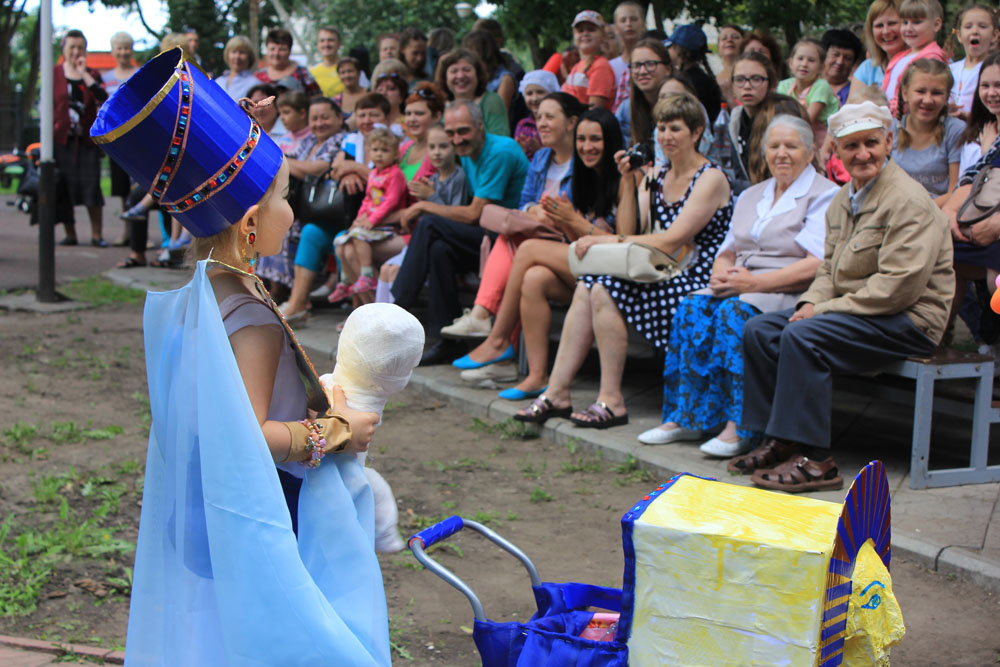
514, 93, 732, 427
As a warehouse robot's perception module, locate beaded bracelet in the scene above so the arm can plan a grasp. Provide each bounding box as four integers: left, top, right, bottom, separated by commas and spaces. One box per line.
299, 418, 327, 468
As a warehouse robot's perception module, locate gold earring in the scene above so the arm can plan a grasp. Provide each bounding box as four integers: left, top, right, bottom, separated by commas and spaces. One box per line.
242, 231, 259, 272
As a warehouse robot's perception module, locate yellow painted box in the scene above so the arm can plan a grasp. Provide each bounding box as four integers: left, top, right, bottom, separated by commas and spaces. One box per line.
618, 463, 899, 667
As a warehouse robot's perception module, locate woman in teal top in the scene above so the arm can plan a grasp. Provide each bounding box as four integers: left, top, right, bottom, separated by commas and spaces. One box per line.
435, 48, 510, 136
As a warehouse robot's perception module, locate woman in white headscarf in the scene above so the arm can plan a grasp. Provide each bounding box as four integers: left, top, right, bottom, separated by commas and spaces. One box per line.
514, 69, 561, 159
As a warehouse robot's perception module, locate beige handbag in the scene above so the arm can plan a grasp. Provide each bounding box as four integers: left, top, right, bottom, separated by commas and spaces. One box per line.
567, 241, 695, 283
957, 160, 1000, 228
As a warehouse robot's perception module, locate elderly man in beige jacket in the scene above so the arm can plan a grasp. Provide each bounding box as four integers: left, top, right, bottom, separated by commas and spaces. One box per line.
727, 101, 955, 493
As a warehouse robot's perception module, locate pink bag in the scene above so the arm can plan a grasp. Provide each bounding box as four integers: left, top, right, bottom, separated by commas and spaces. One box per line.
479, 204, 566, 242
478, 204, 566, 276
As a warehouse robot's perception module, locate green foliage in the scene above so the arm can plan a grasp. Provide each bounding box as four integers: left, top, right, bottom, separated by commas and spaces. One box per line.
388, 612, 415, 660
614, 455, 655, 486
561, 453, 605, 474
468, 417, 540, 441
426, 541, 465, 558
530, 487, 554, 503
405, 512, 448, 531
0, 506, 135, 616
61, 276, 145, 307
81, 425, 125, 441
50, 421, 83, 444
316, 0, 464, 53
657, 0, 873, 46
4, 422, 38, 453
471, 509, 500, 525
391, 555, 424, 571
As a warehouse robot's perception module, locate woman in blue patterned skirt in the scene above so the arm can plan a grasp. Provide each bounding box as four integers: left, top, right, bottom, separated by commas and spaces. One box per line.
639, 114, 837, 456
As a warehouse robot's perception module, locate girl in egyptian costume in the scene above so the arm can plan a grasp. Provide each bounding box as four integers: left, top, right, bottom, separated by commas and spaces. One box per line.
92, 48, 421, 665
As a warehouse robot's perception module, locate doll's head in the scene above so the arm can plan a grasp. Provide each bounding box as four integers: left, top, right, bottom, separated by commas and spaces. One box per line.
324, 303, 425, 416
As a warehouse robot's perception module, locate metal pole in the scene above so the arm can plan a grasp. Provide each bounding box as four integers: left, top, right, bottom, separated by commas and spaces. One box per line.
37, 0, 57, 303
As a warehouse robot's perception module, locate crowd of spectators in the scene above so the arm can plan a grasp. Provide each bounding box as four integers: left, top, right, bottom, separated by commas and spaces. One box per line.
63, 0, 1000, 491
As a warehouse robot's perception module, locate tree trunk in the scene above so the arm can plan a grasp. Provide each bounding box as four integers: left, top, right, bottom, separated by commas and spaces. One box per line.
649, 2, 664, 35
249, 0, 260, 55
526, 32, 543, 70
0, 0, 27, 149
783, 23, 799, 51
20, 7, 39, 145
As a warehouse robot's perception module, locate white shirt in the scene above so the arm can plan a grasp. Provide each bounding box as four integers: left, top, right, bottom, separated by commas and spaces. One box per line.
950, 59, 983, 114
609, 56, 628, 88
960, 141, 983, 178
718, 167, 835, 259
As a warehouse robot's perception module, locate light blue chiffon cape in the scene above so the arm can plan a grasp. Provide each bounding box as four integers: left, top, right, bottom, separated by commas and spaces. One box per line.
125, 260, 390, 666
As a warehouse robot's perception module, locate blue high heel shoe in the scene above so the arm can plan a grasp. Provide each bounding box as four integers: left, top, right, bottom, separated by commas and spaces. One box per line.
498, 386, 547, 401
452, 344, 515, 370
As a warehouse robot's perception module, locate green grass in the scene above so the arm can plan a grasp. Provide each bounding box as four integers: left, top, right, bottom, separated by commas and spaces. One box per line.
61, 275, 145, 307
0, 174, 111, 197
0, 506, 134, 616
0, 456, 142, 617
3, 422, 38, 453
614, 455, 656, 486
468, 417, 540, 441
530, 487, 555, 503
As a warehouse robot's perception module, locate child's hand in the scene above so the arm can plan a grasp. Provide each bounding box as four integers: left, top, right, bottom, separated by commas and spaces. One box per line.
353, 214, 372, 230
408, 177, 433, 201
331, 385, 378, 454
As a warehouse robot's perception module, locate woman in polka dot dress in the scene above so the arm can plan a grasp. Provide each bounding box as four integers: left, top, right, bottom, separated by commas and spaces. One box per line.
514, 92, 733, 428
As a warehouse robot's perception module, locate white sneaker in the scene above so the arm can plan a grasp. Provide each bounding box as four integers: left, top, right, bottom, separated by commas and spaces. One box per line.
460, 361, 519, 387
637, 425, 703, 445
699, 436, 752, 458
440, 308, 492, 339
309, 284, 332, 300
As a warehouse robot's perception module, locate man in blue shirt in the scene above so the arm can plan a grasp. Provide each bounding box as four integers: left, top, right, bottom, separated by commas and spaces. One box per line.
393, 99, 529, 365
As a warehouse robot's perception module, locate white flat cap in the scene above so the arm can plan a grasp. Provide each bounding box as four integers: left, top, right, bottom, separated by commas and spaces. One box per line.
827, 101, 892, 138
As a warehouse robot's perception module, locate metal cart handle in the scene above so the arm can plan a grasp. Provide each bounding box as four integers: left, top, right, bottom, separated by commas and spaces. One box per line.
408, 516, 541, 622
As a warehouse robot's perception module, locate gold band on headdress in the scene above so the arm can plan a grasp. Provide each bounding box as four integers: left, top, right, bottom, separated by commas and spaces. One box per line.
92, 48, 187, 145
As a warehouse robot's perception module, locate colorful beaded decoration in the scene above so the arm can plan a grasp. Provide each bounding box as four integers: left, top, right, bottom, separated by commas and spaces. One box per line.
148, 65, 193, 203
161, 118, 263, 214
299, 418, 327, 468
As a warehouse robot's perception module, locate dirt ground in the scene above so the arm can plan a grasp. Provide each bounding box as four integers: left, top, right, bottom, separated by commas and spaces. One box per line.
0, 286, 998, 665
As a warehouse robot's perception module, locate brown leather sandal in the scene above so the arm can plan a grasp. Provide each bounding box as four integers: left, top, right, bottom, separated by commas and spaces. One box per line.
726, 438, 800, 475
751, 455, 844, 493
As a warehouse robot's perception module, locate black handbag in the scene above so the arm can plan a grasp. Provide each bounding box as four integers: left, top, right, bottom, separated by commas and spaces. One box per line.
294, 165, 351, 234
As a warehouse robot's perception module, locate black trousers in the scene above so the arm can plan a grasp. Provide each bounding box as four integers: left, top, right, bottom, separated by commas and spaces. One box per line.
126, 185, 149, 255
742, 308, 936, 449
391, 213, 491, 336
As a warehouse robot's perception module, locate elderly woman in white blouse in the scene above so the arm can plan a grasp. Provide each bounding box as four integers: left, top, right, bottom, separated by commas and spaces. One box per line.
639, 114, 838, 455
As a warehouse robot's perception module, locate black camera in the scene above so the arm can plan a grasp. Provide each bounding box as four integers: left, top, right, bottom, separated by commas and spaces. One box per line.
625, 142, 654, 169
